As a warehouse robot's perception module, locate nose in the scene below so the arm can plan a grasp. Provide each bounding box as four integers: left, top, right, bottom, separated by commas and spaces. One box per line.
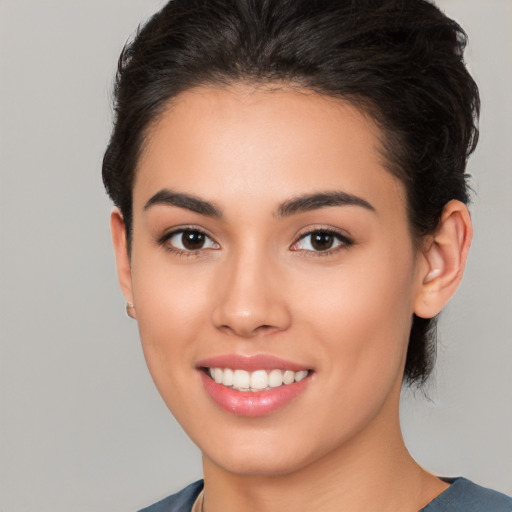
211, 250, 292, 338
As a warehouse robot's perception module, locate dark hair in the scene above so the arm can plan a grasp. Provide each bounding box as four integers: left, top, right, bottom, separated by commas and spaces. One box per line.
102, 0, 479, 385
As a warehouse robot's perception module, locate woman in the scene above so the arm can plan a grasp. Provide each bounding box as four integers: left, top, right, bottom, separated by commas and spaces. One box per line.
102, 0, 511, 510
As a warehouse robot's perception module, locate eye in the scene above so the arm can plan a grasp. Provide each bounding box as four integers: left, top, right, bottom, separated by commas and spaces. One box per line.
291, 229, 352, 253
164, 229, 219, 252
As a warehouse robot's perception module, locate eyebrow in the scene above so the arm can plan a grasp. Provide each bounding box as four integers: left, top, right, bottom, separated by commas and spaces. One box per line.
144, 189, 223, 218
276, 191, 375, 217
144, 188, 375, 219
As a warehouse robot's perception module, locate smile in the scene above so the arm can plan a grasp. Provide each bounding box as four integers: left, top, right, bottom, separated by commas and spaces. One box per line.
207, 367, 309, 392
197, 355, 313, 417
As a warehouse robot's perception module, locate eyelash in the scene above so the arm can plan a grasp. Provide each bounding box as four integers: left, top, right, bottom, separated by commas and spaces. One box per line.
157, 227, 220, 258
157, 227, 353, 258
290, 228, 354, 257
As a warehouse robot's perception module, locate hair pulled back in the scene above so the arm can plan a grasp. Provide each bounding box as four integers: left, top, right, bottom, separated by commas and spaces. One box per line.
102, 0, 480, 385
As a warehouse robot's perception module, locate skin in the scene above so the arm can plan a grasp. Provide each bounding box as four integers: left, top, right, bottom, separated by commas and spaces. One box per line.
111, 85, 472, 511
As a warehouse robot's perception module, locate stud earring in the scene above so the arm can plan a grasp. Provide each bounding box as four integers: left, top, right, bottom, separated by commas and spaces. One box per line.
425, 268, 441, 283
126, 302, 136, 319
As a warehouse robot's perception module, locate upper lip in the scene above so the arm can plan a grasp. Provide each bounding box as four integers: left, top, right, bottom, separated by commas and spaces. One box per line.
196, 354, 312, 372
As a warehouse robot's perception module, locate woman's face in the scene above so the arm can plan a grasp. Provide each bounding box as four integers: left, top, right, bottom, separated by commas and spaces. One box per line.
122, 85, 427, 476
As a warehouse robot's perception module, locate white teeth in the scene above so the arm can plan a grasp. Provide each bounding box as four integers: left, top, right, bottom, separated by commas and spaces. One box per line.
295, 370, 308, 382
250, 370, 268, 390
207, 367, 309, 391
268, 369, 283, 388
282, 370, 295, 385
222, 368, 234, 387
233, 369, 250, 390
213, 367, 223, 384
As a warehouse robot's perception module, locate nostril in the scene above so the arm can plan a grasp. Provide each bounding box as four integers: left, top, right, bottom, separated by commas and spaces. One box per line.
254, 324, 280, 334
217, 322, 281, 338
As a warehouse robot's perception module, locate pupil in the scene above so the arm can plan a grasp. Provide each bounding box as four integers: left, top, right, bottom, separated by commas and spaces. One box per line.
312, 232, 334, 251
182, 231, 205, 250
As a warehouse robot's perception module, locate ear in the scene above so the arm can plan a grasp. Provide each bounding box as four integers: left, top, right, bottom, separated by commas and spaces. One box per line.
110, 209, 135, 313
414, 200, 473, 319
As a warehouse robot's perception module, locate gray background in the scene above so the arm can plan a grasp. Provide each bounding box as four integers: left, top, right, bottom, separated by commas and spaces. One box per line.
0, 0, 510, 511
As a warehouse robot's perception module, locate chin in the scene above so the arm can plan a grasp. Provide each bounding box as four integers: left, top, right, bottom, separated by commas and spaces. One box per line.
198, 428, 334, 479
208, 451, 312, 478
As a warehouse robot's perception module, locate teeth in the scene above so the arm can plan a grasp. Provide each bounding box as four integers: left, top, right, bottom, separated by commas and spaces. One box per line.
222, 368, 234, 387
250, 370, 268, 390
233, 369, 250, 390
282, 370, 295, 385
268, 369, 283, 388
213, 368, 223, 384
207, 368, 309, 392
295, 370, 308, 382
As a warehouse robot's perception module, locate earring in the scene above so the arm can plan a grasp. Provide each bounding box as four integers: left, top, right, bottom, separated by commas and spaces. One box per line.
425, 268, 441, 283
126, 302, 136, 319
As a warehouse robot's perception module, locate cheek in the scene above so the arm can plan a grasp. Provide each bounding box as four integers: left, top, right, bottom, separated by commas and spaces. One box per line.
132, 244, 213, 323
128, 250, 215, 381
294, 248, 416, 385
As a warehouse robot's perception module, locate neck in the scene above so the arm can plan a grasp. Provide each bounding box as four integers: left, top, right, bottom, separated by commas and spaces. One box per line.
201, 383, 447, 512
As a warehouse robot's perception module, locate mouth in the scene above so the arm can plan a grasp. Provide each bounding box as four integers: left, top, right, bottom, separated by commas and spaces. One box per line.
204, 367, 310, 392
197, 355, 313, 417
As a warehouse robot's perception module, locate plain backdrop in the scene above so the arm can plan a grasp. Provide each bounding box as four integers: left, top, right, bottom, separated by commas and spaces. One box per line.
0, 1, 511, 511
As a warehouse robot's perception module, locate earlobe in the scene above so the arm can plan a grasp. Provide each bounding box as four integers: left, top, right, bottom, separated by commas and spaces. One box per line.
414, 200, 472, 319
110, 209, 135, 311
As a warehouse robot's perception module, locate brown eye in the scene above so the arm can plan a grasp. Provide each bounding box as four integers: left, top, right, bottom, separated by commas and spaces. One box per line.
291, 229, 352, 253
182, 230, 206, 250
165, 229, 219, 252
310, 232, 335, 251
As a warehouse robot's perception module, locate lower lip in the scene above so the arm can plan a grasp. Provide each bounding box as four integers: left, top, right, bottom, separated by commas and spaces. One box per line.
199, 371, 311, 417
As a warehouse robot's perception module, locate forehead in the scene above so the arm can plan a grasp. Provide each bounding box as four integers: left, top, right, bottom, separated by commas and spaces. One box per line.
134, 85, 406, 216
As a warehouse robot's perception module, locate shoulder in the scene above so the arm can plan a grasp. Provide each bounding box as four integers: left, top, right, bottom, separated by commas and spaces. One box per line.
137, 480, 204, 512
421, 477, 512, 512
